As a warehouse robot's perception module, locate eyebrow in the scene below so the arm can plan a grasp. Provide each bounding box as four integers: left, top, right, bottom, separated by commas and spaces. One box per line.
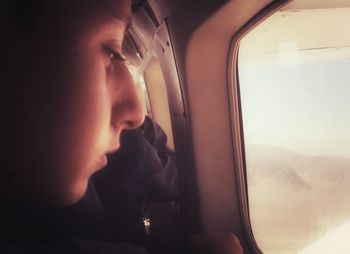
111, 11, 131, 30
124, 16, 132, 30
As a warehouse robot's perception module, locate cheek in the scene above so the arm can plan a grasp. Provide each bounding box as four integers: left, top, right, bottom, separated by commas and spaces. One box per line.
36, 57, 112, 193
63, 62, 112, 166
6, 38, 115, 204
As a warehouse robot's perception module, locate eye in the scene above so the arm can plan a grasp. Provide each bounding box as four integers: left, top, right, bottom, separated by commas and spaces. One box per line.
103, 45, 126, 62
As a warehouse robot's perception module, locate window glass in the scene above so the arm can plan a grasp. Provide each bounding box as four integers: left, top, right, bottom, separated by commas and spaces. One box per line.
238, 2, 350, 253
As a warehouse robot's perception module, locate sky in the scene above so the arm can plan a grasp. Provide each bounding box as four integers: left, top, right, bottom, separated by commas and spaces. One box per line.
237, 7, 350, 158
238, 56, 350, 158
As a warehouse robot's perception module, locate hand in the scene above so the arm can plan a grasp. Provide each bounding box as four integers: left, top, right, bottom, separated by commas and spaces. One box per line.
191, 231, 244, 254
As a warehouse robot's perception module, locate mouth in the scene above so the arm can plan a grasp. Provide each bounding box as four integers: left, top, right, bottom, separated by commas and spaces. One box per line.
96, 154, 108, 170
94, 138, 121, 171
96, 144, 120, 170
107, 138, 121, 155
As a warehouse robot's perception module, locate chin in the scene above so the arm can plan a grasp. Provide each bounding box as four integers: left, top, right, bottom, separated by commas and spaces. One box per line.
62, 179, 90, 206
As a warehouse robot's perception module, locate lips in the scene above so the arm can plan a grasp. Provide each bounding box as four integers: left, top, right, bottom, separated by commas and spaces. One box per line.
107, 141, 120, 155
96, 154, 108, 170
95, 144, 120, 170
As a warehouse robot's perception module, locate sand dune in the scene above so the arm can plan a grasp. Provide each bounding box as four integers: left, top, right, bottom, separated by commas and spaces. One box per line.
245, 144, 350, 254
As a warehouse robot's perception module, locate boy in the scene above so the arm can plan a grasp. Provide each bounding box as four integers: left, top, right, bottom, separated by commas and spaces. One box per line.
0, 0, 243, 253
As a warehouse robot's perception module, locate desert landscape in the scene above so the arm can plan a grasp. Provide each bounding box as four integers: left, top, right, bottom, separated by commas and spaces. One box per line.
246, 144, 350, 254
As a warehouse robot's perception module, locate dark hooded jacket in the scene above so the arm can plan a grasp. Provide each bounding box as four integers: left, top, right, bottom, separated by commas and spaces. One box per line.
1, 116, 178, 254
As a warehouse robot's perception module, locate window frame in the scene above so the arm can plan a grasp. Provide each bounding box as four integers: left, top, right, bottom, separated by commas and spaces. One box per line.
227, 1, 292, 253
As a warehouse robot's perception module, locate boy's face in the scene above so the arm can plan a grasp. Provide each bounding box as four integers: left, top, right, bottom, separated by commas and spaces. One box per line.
9, 0, 145, 206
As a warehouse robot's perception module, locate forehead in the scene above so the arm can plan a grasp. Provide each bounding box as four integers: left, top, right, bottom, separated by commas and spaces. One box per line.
92, 0, 131, 23
87, 0, 131, 37
52, 0, 132, 27
53, 0, 132, 37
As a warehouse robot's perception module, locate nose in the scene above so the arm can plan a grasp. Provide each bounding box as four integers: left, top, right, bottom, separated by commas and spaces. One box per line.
110, 65, 145, 130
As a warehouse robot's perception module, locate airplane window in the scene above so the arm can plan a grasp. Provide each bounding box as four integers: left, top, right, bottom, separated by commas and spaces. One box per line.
238, 1, 350, 253
143, 56, 175, 150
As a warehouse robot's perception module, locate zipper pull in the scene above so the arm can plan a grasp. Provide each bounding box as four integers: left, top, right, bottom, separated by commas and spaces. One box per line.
143, 216, 151, 235
140, 202, 151, 235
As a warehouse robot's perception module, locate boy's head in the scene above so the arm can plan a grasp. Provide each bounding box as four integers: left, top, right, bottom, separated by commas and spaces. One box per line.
1, 0, 145, 206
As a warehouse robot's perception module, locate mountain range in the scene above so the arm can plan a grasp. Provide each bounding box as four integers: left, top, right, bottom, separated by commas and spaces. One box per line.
245, 144, 350, 191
